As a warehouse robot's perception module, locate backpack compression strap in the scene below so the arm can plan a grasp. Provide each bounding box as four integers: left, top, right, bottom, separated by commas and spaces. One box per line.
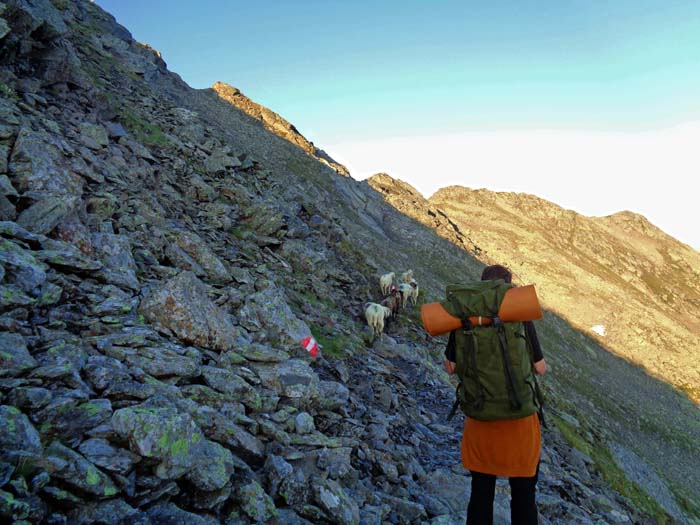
492, 317, 523, 411
446, 316, 486, 421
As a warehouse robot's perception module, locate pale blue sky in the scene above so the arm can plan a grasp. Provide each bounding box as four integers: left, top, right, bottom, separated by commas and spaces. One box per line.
96, 1, 700, 248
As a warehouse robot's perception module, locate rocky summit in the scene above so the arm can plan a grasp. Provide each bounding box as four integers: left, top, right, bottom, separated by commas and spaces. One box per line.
0, 1, 698, 525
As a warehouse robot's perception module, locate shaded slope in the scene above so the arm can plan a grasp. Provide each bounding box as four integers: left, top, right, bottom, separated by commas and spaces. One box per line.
368, 175, 700, 522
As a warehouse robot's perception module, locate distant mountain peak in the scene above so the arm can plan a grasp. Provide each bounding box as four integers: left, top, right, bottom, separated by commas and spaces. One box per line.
367, 173, 423, 198
211, 81, 349, 177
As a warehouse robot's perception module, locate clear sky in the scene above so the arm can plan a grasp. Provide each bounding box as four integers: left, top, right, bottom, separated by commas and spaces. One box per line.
97, 1, 700, 249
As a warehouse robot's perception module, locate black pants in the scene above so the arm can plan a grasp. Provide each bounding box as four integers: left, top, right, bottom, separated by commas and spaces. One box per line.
466, 468, 539, 525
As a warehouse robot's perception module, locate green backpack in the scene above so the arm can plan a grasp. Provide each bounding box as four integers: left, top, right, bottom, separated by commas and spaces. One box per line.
442, 279, 542, 422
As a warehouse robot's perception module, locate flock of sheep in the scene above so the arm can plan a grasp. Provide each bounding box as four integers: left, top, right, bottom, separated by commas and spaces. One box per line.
364, 269, 420, 342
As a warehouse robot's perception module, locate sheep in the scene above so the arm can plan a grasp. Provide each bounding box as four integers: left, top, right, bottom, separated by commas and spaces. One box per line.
380, 288, 401, 321
400, 269, 414, 283
364, 302, 392, 341
397, 283, 413, 308
379, 272, 395, 296
408, 278, 419, 306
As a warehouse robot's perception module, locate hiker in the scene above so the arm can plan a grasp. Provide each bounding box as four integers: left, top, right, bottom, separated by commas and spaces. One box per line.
444, 264, 547, 525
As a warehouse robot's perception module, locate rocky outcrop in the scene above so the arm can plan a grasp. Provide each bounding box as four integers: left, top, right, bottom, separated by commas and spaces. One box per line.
212, 81, 350, 177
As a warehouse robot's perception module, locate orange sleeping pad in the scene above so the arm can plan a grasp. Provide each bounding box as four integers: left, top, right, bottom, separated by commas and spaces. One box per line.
421, 285, 543, 337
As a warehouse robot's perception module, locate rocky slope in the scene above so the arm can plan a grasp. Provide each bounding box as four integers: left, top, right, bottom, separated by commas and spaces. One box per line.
0, 1, 698, 524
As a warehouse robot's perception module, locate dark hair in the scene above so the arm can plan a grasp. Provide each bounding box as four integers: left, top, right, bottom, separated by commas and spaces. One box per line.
481, 264, 512, 283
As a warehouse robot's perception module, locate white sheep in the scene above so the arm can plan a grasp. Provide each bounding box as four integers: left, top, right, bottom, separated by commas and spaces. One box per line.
408, 278, 419, 306
379, 272, 395, 296
364, 302, 392, 341
397, 283, 413, 308
400, 269, 414, 283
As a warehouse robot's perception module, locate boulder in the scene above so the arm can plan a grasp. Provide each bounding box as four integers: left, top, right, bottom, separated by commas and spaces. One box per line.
111, 405, 203, 480
77, 438, 140, 476
238, 286, 312, 346
0, 237, 47, 292
311, 477, 360, 525
41, 441, 119, 498
0, 331, 37, 377
91, 233, 140, 291
79, 123, 109, 150
0, 405, 43, 463
253, 358, 320, 402
232, 479, 278, 523
111, 405, 233, 490
9, 127, 83, 197
169, 230, 229, 283
201, 366, 261, 410
139, 271, 238, 351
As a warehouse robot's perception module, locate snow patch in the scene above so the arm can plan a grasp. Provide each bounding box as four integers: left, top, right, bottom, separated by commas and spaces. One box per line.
591, 325, 606, 336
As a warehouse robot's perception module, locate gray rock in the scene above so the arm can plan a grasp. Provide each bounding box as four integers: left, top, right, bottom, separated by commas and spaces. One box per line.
0, 237, 47, 292
0, 176, 19, 198
0, 487, 30, 521
35, 239, 103, 272
186, 439, 236, 491
315, 447, 355, 480
68, 499, 150, 525
105, 122, 128, 139
9, 127, 83, 197
204, 150, 241, 174
232, 479, 278, 523
41, 441, 119, 498
185, 174, 217, 202
168, 232, 231, 283
17, 194, 78, 234
79, 123, 109, 150
201, 365, 261, 410
83, 355, 130, 391
139, 271, 238, 351
6, 386, 52, 410
111, 405, 203, 480
229, 343, 290, 363
263, 454, 293, 499
91, 233, 139, 291
422, 468, 471, 514
4, 0, 68, 38
312, 477, 360, 525
39, 398, 113, 448
253, 358, 320, 403
0, 332, 37, 377
238, 286, 312, 346
294, 412, 315, 434
0, 283, 35, 307
77, 438, 140, 475
0, 194, 15, 221
0, 405, 43, 463
317, 380, 350, 411
379, 493, 427, 523
147, 502, 219, 525
275, 509, 315, 525
193, 407, 265, 466
124, 345, 202, 379
0, 220, 44, 244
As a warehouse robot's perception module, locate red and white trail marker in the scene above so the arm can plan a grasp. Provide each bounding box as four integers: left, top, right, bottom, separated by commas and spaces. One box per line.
301, 336, 319, 358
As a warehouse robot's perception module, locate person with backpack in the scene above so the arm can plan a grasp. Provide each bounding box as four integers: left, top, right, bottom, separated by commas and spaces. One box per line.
443, 264, 547, 525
